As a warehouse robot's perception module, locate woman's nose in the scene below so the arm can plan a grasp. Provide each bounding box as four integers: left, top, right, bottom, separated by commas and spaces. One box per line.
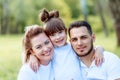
43, 46, 49, 52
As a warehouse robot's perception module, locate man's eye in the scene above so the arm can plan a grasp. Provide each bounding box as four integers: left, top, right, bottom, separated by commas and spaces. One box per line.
71, 38, 78, 42
81, 36, 87, 39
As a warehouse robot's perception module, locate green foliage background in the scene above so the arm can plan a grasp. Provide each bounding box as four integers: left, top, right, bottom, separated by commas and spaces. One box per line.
0, 0, 120, 80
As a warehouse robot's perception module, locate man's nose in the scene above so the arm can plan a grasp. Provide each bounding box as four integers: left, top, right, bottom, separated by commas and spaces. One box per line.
77, 39, 82, 45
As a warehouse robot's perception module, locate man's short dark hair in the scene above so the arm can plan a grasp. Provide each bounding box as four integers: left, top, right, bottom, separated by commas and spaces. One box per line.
68, 20, 93, 37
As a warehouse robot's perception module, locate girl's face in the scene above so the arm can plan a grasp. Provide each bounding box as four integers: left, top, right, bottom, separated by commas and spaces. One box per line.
49, 30, 67, 47
30, 33, 54, 64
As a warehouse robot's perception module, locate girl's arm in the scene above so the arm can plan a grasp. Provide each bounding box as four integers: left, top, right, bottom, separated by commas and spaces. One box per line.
94, 45, 104, 66
29, 55, 40, 72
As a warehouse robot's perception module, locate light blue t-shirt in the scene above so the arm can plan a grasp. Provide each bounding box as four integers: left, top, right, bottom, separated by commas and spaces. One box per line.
53, 43, 83, 80
81, 51, 120, 80
17, 62, 54, 80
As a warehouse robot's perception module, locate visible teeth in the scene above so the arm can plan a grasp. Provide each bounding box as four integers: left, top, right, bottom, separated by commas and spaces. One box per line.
44, 53, 49, 56
56, 39, 63, 43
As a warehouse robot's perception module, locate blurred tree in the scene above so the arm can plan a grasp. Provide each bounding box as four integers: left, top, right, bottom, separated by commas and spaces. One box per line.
1, 0, 9, 34
0, 0, 72, 34
14, 0, 23, 34
51, 0, 71, 26
0, 0, 2, 34
64, 0, 81, 19
80, 0, 88, 21
96, 0, 109, 37
109, 0, 120, 47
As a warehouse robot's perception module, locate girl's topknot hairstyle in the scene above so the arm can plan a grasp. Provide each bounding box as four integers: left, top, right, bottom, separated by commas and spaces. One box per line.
38, 8, 66, 36
39, 8, 59, 22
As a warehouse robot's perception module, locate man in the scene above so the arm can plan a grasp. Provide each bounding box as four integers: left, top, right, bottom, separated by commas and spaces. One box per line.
68, 20, 120, 80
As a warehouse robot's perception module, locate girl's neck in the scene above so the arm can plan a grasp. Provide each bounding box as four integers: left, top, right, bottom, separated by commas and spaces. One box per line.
54, 42, 68, 48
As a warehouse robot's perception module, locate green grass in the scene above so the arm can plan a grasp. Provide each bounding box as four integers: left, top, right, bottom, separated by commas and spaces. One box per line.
0, 33, 120, 80
0, 35, 23, 80
95, 32, 120, 57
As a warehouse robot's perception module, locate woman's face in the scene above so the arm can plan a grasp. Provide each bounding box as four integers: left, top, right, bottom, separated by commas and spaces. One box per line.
30, 32, 54, 64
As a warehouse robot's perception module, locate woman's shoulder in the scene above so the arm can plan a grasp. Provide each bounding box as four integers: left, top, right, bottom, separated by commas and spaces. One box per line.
17, 64, 37, 80
19, 63, 36, 74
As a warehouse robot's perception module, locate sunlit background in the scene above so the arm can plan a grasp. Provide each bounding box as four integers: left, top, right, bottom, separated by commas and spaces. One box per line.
0, 0, 120, 80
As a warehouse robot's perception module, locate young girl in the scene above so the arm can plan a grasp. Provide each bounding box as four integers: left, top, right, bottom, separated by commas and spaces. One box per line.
18, 25, 54, 80
30, 9, 104, 80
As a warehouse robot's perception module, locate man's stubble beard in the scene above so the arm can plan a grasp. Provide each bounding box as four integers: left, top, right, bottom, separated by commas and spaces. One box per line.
72, 40, 94, 57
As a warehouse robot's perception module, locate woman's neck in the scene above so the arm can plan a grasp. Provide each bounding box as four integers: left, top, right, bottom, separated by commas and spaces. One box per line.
40, 60, 51, 66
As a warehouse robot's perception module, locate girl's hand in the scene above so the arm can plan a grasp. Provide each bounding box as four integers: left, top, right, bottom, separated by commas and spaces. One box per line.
29, 55, 40, 72
94, 46, 105, 66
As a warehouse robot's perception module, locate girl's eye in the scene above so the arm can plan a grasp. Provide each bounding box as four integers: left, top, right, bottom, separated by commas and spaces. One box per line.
36, 45, 42, 49
45, 40, 50, 45
50, 33, 55, 36
58, 31, 62, 34
81, 36, 87, 40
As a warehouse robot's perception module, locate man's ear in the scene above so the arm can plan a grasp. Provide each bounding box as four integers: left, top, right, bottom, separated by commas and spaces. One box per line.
69, 39, 71, 42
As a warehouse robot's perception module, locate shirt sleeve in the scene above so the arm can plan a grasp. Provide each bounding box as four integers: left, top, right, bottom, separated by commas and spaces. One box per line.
107, 53, 120, 80
17, 65, 36, 80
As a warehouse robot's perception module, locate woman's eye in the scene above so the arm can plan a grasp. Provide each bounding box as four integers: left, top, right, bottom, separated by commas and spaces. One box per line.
45, 40, 50, 45
36, 45, 42, 49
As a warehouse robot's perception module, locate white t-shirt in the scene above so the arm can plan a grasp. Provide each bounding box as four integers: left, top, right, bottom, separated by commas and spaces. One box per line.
17, 62, 54, 80
53, 43, 83, 80
81, 51, 120, 80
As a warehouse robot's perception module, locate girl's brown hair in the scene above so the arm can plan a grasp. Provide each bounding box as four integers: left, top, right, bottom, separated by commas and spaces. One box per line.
38, 9, 66, 36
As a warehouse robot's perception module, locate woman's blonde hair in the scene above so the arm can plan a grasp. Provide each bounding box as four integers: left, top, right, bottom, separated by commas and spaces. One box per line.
22, 25, 46, 63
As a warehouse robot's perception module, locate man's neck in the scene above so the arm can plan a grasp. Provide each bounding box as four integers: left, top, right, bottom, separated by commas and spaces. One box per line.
80, 49, 95, 68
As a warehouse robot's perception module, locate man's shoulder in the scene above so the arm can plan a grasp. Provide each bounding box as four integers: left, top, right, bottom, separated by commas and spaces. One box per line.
103, 51, 120, 62
103, 51, 119, 58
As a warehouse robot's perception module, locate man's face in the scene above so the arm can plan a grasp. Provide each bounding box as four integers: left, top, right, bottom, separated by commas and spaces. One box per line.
70, 26, 95, 57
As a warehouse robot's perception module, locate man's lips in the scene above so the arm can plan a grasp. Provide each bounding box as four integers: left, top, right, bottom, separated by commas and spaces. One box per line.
77, 46, 86, 52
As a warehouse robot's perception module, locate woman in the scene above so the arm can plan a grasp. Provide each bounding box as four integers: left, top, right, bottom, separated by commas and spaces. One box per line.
17, 25, 54, 80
